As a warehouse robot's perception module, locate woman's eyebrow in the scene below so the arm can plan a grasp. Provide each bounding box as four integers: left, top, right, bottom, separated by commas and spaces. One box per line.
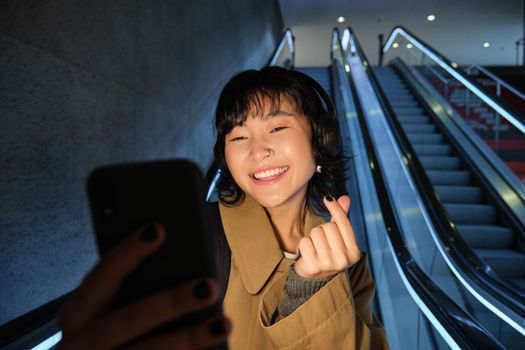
262, 110, 294, 120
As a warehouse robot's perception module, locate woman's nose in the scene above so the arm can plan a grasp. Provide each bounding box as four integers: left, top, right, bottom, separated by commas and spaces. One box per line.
251, 139, 273, 160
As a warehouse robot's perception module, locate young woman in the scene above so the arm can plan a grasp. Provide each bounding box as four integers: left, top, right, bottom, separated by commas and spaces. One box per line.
57, 67, 387, 349
211, 67, 387, 349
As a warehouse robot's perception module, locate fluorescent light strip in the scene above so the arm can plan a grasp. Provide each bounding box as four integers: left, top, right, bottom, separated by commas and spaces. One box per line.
383, 28, 525, 134
31, 331, 62, 350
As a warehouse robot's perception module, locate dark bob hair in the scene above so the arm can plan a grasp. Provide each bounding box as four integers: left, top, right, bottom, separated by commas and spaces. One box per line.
213, 66, 347, 215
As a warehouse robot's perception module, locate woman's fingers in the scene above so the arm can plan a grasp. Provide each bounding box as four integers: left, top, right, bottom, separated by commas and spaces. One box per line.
308, 226, 330, 261
336, 195, 351, 214
122, 316, 230, 350
61, 278, 221, 350
323, 196, 359, 258
60, 224, 166, 331
320, 222, 346, 255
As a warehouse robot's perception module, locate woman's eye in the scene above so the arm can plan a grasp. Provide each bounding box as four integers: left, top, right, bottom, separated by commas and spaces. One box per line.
230, 136, 246, 142
270, 126, 288, 133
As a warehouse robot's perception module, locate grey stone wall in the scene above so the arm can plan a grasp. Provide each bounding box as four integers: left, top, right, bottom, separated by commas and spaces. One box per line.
0, 0, 283, 324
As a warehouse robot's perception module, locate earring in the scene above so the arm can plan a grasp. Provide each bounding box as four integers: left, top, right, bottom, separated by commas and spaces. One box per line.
316, 165, 322, 173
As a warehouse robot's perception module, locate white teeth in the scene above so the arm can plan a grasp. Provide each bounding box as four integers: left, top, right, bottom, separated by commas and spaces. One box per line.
253, 166, 288, 180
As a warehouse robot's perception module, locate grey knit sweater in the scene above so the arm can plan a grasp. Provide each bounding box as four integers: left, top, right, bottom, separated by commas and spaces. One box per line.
277, 264, 335, 317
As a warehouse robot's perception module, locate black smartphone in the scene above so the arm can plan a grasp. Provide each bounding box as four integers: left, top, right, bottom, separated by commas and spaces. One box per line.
87, 159, 226, 346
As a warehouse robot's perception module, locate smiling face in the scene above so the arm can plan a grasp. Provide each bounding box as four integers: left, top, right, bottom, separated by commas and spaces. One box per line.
224, 97, 316, 210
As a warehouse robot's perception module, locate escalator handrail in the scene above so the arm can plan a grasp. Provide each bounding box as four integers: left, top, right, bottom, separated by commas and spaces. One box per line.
333, 27, 504, 349
349, 25, 525, 335
382, 25, 525, 135
267, 28, 295, 67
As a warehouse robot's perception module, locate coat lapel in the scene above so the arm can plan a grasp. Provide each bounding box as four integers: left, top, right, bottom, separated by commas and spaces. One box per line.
219, 196, 326, 295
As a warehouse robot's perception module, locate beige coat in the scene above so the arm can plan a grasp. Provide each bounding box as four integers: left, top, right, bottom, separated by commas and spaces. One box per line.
219, 196, 389, 349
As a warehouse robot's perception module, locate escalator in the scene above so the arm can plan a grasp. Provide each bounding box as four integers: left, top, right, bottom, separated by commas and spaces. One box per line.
373, 66, 525, 289
341, 25, 525, 348
295, 33, 505, 349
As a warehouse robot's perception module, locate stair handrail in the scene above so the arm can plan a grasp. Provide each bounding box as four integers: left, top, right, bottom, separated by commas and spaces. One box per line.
383, 26, 525, 134
354, 26, 525, 335
465, 64, 525, 101
334, 27, 505, 349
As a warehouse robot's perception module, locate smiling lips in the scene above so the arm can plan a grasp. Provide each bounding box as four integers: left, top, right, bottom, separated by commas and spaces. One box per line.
250, 166, 289, 184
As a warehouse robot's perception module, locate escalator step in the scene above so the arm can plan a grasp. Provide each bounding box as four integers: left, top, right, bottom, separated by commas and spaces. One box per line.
420, 156, 461, 170
436, 185, 482, 203
402, 124, 436, 133
395, 109, 425, 116
398, 116, 430, 124
427, 170, 470, 185
381, 83, 407, 89
474, 249, 525, 278
407, 133, 443, 144
386, 93, 414, 100
385, 93, 413, 99
456, 224, 513, 249
414, 144, 451, 156
444, 203, 496, 224
390, 99, 417, 106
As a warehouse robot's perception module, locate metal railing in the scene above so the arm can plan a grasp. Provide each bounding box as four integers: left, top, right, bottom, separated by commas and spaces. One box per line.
466, 64, 525, 101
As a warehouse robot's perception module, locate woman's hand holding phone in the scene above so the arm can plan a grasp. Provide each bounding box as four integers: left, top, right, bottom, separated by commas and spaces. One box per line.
57, 225, 230, 350
294, 195, 361, 279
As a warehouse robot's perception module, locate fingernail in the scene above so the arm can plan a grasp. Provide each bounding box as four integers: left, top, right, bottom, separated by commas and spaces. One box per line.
208, 318, 227, 336
140, 225, 158, 242
193, 280, 211, 300
326, 195, 334, 202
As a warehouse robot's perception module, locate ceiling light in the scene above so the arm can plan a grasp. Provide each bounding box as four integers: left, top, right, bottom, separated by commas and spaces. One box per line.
483, 42, 490, 48
337, 16, 345, 23
406, 43, 413, 49
393, 42, 399, 48
427, 14, 436, 21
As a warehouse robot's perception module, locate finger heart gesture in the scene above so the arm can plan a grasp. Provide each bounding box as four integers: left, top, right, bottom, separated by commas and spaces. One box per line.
294, 195, 361, 279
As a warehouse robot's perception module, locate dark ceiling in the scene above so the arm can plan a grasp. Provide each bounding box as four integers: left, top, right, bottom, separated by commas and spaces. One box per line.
279, 0, 523, 66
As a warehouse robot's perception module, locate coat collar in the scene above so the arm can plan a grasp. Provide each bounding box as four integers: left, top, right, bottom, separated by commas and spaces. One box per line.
219, 195, 325, 295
